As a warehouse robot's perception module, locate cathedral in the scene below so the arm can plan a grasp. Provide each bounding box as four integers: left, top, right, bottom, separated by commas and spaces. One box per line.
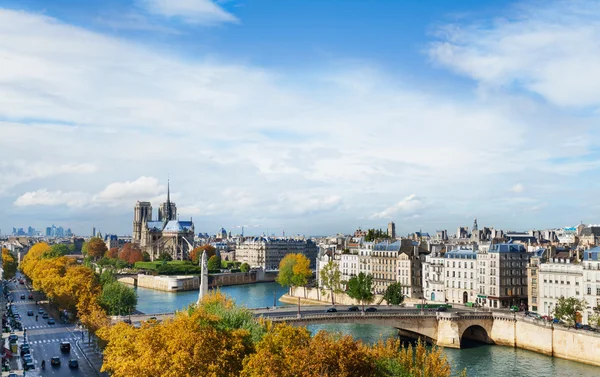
132, 182, 195, 261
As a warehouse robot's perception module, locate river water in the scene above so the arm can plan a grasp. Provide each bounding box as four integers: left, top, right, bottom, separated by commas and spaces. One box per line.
135, 282, 599, 377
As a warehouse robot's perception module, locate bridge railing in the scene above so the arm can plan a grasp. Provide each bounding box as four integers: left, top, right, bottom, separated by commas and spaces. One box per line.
264, 312, 439, 322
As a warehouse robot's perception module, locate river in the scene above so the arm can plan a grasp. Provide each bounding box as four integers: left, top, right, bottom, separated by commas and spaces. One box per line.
135, 282, 599, 377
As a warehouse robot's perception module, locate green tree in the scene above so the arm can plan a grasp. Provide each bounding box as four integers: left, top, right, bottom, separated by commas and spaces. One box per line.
42, 244, 70, 258
141, 251, 151, 262
1, 248, 17, 279
589, 310, 600, 328
383, 282, 404, 305
99, 281, 138, 316
240, 263, 250, 273
319, 260, 343, 306
553, 296, 587, 326
99, 269, 116, 287
346, 272, 374, 311
208, 255, 221, 270
364, 228, 391, 242
157, 252, 173, 262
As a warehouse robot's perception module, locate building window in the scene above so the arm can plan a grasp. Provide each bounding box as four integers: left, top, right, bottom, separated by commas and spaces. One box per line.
597, 287, 600, 296
588, 287, 592, 295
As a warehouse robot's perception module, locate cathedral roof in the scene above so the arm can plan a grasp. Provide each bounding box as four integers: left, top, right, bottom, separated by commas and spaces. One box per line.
163, 220, 194, 233
147, 221, 164, 231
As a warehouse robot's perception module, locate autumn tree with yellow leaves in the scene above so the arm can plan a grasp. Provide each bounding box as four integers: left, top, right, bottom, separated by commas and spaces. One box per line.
100, 291, 465, 377
1, 248, 18, 279
20, 242, 108, 332
276, 253, 313, 296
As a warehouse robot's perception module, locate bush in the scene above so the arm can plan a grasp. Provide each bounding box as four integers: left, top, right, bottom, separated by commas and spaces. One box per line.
134, 262, 160, 270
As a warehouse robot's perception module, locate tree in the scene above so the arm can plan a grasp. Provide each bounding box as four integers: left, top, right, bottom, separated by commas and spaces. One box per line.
119, 243, 143, 265
99, 281, 138, 316
44, 244, 70, 258
1, 248, 17, 279
99, 269, 116, 286
87, 238, 108, 260
346, 272, 374, 311
553, 296, 587, 326
142, 251, 151, 262
589, 310, 600, 328
276, 254, 312, 297
106, 247, 119, 259
157, 252, 173, 262
208, 255, 221, 270
240, 263, 250, 273
319, 260, 343, 306
190, 245, 217, 264
383, 282, 404, 305
364, 228, 391, 242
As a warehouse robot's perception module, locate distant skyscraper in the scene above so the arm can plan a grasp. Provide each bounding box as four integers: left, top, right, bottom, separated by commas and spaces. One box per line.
473, 218, 478, 232
387, 222, 396, 239
46, 227, 52, 237
66, 228, 72, 237
92, 227, 96, 237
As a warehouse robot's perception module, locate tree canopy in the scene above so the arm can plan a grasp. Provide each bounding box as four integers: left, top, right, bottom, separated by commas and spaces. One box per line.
191, 245, 217, 264
119, 243, 143, 265
99, 281, 138, 316
240, 263, 250, 273
383, 282, 404, 305
208, 255, 222, 270
276, 253, 312, 290
1, 248, 17, 279
87, 237, 108, 260
346, 272, 374, 310
553, 296, 587, 326
99, 291, 461, 377
364, 228, 391, 242
319, 260, 343, 306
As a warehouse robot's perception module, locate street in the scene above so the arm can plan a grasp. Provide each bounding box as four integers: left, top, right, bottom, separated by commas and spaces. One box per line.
3, 275, 98, 377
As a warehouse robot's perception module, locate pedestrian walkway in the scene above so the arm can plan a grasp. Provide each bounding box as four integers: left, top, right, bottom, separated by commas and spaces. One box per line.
27, 337, 78, 345
76, 339, 108, 377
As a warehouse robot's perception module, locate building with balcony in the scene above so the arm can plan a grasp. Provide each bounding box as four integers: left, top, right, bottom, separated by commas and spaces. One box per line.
445, 246, 477, 305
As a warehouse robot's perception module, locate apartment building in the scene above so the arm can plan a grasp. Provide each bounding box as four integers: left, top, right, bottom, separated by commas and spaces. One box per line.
477, 243, 528, 309
538, 254, 582, 318
422, 250, 446, 303
340, 252, 359, 282
372, 241, 401, 293
397, 240, 426, 299
236, 237, 318, 270
583, 247, 600, 324
445, 247, 477, 305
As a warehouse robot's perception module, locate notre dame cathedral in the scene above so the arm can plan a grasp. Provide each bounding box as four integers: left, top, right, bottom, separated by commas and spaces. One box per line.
132, 181, 195, 261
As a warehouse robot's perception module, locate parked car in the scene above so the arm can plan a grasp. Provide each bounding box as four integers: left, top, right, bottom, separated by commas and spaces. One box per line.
27, 310, 34, 316
28, 294, 33, 300
347, 306, 359, 312
68, 359, 79, 369
365, 307, 377, 312
436, 306, 448, 312
42, 313, 49, 319
23, 361, 34, 370
581, 325, 595, 331
20, 344, 30, 356
38, 308, 44, 314
22, 353, 32, 364
8, 334, 18, 343
60, 341, 71, 352
326, 307, 337, 313
51, 356, 61, 366
48, 318, 56, 325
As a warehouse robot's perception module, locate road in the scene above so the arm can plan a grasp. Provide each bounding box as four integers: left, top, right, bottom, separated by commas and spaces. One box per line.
5, 275, 98, 377
253, 304, 483, 318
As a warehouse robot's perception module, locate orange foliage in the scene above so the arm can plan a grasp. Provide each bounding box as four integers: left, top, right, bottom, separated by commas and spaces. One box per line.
106, 247, 119, 259
119, 243, 143, 264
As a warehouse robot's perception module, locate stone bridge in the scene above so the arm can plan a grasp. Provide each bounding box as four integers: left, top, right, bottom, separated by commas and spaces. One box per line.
263, 311, 507, 349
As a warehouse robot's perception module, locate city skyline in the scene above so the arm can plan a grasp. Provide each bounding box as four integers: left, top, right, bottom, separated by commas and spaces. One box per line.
3, 0, 600, 236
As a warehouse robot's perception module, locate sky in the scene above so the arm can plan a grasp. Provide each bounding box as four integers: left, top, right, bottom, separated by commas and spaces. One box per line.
2, 0, 600, 237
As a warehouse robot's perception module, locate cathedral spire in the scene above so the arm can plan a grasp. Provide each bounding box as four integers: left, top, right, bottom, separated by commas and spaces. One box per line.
167, 177, 172, 221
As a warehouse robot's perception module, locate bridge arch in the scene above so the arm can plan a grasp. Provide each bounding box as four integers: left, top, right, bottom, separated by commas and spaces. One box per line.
460, 324, 494, 346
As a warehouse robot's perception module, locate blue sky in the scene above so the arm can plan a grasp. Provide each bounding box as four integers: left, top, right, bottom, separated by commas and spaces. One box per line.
1, 0, 600, 237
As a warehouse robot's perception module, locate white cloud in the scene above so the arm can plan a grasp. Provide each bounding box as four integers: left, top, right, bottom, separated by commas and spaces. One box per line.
94, 176, 166, 203
139, 0, 237, 24
511, 183, 525, 193
428, 1, 600, 108
14, 189, 89, 208
2, 6, 600, 234
371, 195, 423, 219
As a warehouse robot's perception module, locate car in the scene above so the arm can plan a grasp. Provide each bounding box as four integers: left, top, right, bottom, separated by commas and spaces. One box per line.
347, 306, 360, 312
122, 319, 132, 324
20, 344, 30, 355
8, 373, 17, 377
8, 334, 18, 343
326, 307, 337, 313
436, 306, 448, 312
13, 314, 21, 320
365, 307, 377, 312
51, 356, 61, 366
28, 294, 33, 299
42, 313, 49, 319
38, 308, 44, 314
68, 359, 79, 369
60, 341, 71, 352
48, 318, 55, 325
23, 361, 35, 371
19, 294, 25, 300
19, 281, 24, 285
22, 353, 33, 363
27, 310, 33, 316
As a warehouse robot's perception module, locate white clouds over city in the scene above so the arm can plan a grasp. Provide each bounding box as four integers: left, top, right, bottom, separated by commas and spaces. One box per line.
2, 1, 600, 235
